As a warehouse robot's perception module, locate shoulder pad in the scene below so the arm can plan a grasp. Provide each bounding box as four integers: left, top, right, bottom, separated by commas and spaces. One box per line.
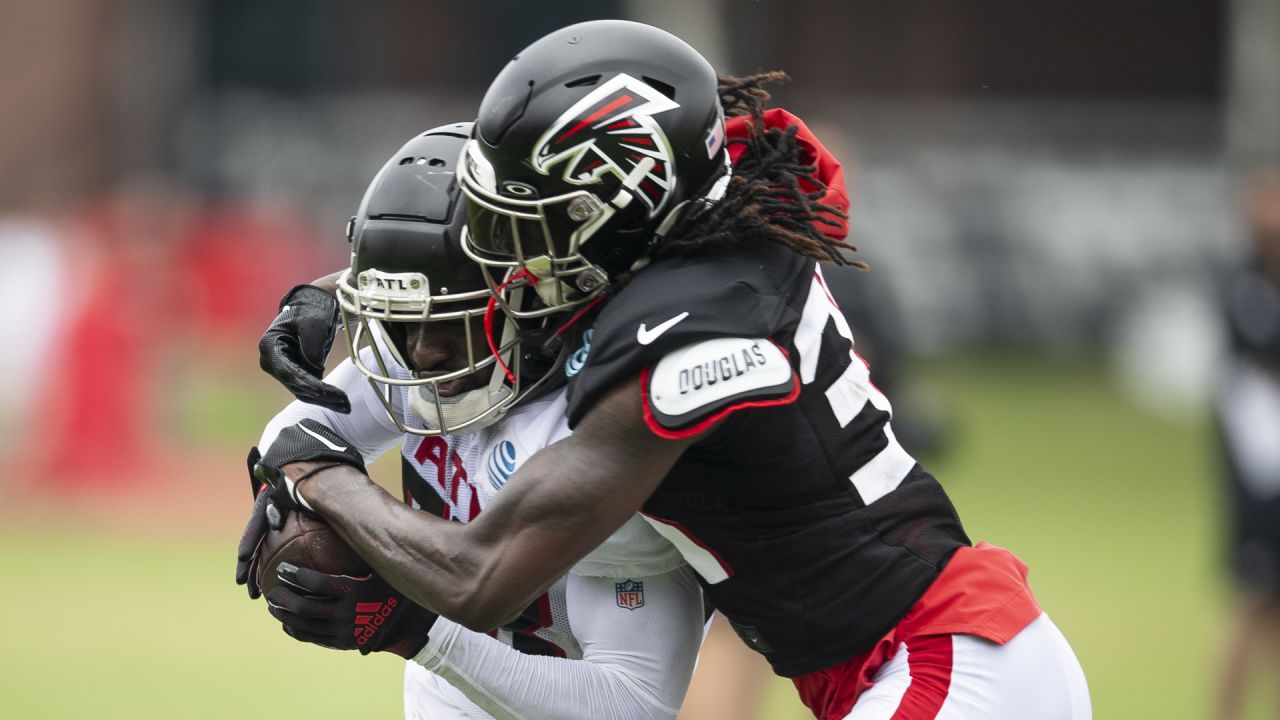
565, 247, 811, 428
643, 337, 797, 438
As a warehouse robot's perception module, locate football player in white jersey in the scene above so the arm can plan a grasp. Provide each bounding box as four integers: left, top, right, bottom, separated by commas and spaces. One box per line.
239, 125, 705, 720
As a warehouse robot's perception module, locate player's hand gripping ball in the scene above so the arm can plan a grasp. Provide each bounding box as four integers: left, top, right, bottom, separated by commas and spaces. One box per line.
258, 510, 437, 658
255, 509, 370, 598
235, 423, 365, 600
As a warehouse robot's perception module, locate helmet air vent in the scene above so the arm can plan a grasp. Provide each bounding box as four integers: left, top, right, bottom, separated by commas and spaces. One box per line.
398, 156, 449, 167
564, 74, 601, 88
642, 76, 676, 99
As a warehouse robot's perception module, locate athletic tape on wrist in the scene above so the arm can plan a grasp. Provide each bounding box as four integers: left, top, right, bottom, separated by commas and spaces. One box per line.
285, 462, 346, 512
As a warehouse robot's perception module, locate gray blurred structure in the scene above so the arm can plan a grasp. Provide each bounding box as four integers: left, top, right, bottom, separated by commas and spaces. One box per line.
0, 0, 1262, 363
1226, 0, 1280, 165
835, 99, 1233, 353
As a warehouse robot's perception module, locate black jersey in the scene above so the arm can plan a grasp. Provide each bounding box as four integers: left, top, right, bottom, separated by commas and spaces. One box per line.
1223, 264, 1280, 366
565, 241, 970, 676
1216, 264, 1280, 591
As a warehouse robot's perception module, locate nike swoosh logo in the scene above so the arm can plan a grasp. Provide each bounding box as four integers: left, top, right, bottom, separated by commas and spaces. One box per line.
299, 424, 347, 452
637, 312, 690, 345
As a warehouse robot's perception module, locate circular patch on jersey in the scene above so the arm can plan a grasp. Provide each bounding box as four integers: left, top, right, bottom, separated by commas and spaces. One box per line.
648, 337, 795, 431
487, 440, 518, 490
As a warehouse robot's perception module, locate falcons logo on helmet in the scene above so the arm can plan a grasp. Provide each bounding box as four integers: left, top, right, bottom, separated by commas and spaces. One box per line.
531, 73, 680, 217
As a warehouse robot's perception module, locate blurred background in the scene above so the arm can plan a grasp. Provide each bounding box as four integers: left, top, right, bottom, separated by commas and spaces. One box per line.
1, 0, 1277, 717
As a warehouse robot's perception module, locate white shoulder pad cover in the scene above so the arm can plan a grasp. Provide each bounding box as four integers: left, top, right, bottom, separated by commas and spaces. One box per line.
570, 514, 687, 578
647, 337, 796, 432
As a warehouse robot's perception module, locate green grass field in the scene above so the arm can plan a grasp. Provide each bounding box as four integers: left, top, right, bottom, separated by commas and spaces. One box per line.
0, 355, 1244, 718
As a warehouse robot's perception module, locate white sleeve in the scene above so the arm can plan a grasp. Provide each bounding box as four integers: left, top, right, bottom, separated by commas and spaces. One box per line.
1219, 359, 1280, 497
258, 355, 402, 461
413, 565, 704, 720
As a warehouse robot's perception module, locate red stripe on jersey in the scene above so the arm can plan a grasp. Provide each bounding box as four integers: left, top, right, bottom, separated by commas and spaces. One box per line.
536, 593, 553, 627
638, 512, 735, 579
814, 266, 841, 309
891, 635, 953, 719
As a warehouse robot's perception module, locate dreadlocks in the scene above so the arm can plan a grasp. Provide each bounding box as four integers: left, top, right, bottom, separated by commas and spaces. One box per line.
657, 72, 866, 269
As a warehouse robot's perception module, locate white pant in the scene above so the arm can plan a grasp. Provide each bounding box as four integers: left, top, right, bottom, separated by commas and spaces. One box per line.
845, 613, 1091, 720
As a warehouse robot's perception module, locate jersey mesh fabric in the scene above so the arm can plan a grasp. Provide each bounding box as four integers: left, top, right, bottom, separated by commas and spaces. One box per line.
562, 242, 971, 676
531, 577, 581, 658
868, 469, 969, 568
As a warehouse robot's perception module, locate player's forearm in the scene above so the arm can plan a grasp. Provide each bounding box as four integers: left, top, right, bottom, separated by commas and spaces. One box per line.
452, 436, 665, 622
292, 375, 686, 629
437, 385, 694, 626
294, 464, 511, 628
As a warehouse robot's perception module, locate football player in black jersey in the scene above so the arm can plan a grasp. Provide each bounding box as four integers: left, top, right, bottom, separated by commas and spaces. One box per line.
1215, 166, 1280, 720
257, 20, 1091, 719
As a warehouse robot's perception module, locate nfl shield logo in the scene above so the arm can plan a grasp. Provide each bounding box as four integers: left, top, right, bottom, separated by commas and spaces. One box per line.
615, 579, 645, 610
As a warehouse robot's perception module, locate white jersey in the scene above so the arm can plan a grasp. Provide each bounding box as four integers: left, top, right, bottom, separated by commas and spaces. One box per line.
259, 351, 702, 720
398, 387, 687, 579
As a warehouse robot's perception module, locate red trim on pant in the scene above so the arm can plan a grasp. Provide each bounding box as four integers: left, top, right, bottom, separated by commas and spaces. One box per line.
791, 645, 875, 720
891, 635, 953, 719
790, 544, 1041, 719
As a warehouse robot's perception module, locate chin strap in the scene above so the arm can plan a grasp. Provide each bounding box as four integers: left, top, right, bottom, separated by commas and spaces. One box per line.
484, 266, 607, 383
554, 294, 605, 337
484, 268, 539, 383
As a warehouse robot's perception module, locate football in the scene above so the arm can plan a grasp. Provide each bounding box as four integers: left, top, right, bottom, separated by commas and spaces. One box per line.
256, 510, 370, 596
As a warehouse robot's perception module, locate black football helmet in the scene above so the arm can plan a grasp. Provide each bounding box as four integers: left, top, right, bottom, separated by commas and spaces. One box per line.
336, 123, 556, 436
458, 20, 729, 317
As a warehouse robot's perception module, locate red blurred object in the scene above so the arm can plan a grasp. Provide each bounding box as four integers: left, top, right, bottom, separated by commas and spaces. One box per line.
725, 108, 850, 240
30, 196, 327, 490
41, 255, 148, 484
177, 205, 328, 345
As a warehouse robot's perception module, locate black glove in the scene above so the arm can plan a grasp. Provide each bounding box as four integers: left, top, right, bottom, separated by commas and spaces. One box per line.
259, 284, 351, 414
238, 419, 365, 601
266, 562, 436, 658
235, 446, 303, 599
252, 420, 367, 509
